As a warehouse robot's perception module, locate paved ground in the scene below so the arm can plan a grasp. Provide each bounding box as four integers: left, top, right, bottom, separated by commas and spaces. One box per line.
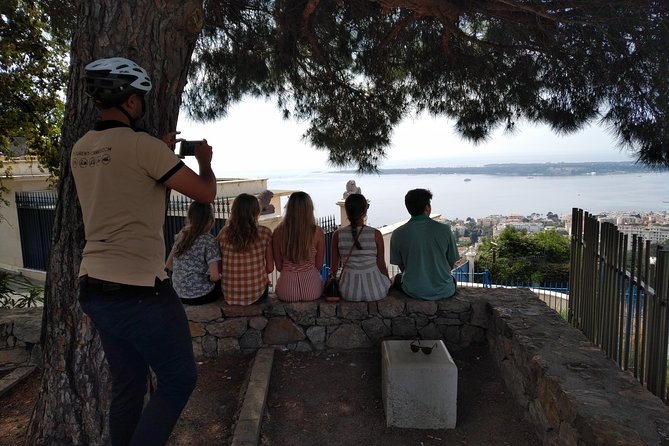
1, 345, 538, 446
259, 344, 538, 446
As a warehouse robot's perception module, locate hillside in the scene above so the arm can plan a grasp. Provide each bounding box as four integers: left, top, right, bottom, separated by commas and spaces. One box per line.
365, 161, 655, 176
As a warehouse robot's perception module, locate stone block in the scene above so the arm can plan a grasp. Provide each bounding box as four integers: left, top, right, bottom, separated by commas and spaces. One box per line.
202, 336, 218, 355
377, 296, 405, 318
0, 348, 29, 365
208, 318, 248, 337
361, 317, 390, 342
457, 310, 473, 323
435, 317, 462, 326
391, 317, 416, 337
406, 300, 437, 316
29, 344, 43, 367
414, 315, 429, 329
218, 338, 240, 353
188, 322, 206, 337
528, 398, 551, 433
418, 323, 441, 340
382, 340, 457, 429
316, 317, 341, 326
249, 317, 268, 331
326, 324, 371, 349
537, 375, 562, 428
12, 317, 41, 344
306, 326, 326, 344
438, 296, 471, 313
0, 321, 10, 338
339, 302, 368, 320
319, 302, 337, 318
263, 300, 286, 316
285, 302, 318, 325
223, 304, 264, 318
184, 303, 223, 322
191, 341, 204, 359
184, 305, 223, 322
240, 329, 263, 349
263, 317, 305, 344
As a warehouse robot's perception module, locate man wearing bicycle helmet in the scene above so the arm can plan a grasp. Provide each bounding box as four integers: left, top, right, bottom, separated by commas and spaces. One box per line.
71, 57, 216, 446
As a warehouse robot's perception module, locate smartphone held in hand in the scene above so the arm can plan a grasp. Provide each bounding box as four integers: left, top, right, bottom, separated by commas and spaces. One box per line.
178, 140, 204, 157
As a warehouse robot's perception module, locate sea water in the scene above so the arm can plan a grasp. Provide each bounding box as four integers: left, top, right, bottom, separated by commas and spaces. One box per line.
260, 171, 669, 227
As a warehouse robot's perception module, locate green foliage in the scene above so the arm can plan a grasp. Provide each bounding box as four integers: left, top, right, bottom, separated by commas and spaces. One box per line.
0, 0, 69, 177
532, 230, 571, 263
0, 271, 44, 308
185, 1, 669, 171
457, 239, 471, 248
477, 227, 570, 283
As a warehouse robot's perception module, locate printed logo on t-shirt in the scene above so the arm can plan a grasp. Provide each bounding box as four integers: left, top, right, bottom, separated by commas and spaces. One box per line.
72, 146, 111, 168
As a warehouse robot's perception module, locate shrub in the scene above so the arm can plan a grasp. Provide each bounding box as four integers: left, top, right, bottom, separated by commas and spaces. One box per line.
0, 271, 44, 308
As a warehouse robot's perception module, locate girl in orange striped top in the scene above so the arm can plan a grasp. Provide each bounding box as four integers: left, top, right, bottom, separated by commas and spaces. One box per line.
272, 191, 325, 302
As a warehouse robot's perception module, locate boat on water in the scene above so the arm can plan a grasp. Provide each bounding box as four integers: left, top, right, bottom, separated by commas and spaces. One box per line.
464, 178, 471, 182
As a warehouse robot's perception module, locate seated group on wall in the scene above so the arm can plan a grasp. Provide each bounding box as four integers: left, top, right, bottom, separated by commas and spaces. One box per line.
167, 188, 460, 306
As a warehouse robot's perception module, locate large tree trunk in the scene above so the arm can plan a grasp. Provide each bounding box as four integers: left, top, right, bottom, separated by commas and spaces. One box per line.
27, 1, 203, 444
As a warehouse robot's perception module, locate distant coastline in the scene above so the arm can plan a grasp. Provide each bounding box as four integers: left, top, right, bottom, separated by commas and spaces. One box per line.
340, 161, 663, 177
268, 166, 669, 226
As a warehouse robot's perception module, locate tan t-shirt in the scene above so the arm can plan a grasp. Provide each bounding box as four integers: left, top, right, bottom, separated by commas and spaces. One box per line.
71, 123, 183, 286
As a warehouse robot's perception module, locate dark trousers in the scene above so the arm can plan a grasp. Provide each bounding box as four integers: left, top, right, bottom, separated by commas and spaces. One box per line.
392, 273, 457, 294
79, 277, 197, 446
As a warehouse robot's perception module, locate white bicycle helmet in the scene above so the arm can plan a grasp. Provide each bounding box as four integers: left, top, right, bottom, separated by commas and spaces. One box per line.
84, 57, 152, 107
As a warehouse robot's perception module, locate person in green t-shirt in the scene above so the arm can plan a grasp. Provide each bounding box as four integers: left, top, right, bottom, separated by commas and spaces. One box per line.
390, 188, 460, 300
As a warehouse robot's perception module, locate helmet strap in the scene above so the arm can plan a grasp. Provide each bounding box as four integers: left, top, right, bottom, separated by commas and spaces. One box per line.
115, 104, 137, 129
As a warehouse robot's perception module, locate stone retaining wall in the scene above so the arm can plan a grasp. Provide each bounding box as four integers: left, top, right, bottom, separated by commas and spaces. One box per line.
184, 289, 489, 356
482, 288, 669, 446
2, 288, 668, 445
0, 307, 42, 368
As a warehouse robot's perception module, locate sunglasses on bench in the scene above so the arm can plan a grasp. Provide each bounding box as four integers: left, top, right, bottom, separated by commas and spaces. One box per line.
410, 339, 437, 355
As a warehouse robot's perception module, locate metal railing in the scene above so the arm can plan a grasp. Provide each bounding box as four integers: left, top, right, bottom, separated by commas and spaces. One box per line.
164, 195, 231, 255
14, 191, 337, 273
386, 263, 493, 289
570, 208, 668, 402
453, 260, 568, 315
15, 191, 57, 271
451, 262, 493, 288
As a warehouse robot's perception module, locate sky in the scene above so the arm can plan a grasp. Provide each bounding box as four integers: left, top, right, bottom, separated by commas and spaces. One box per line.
177, 97, 636, 178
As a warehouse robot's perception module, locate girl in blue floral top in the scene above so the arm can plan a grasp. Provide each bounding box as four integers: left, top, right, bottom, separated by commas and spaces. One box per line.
167, 202, 222, 305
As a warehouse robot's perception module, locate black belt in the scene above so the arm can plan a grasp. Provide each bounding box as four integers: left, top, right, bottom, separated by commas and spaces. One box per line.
80, 276, 164, 293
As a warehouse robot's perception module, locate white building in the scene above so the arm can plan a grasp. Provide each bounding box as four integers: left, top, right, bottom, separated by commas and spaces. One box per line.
493, 221, 544, 237
0, 158, 52, 280
617, 225, 669, 249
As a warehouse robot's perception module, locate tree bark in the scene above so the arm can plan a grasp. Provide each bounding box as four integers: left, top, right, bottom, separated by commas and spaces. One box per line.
26, 1, 203, 444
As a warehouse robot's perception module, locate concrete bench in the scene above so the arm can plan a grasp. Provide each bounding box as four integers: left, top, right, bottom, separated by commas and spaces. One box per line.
382, 340, 458, 429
